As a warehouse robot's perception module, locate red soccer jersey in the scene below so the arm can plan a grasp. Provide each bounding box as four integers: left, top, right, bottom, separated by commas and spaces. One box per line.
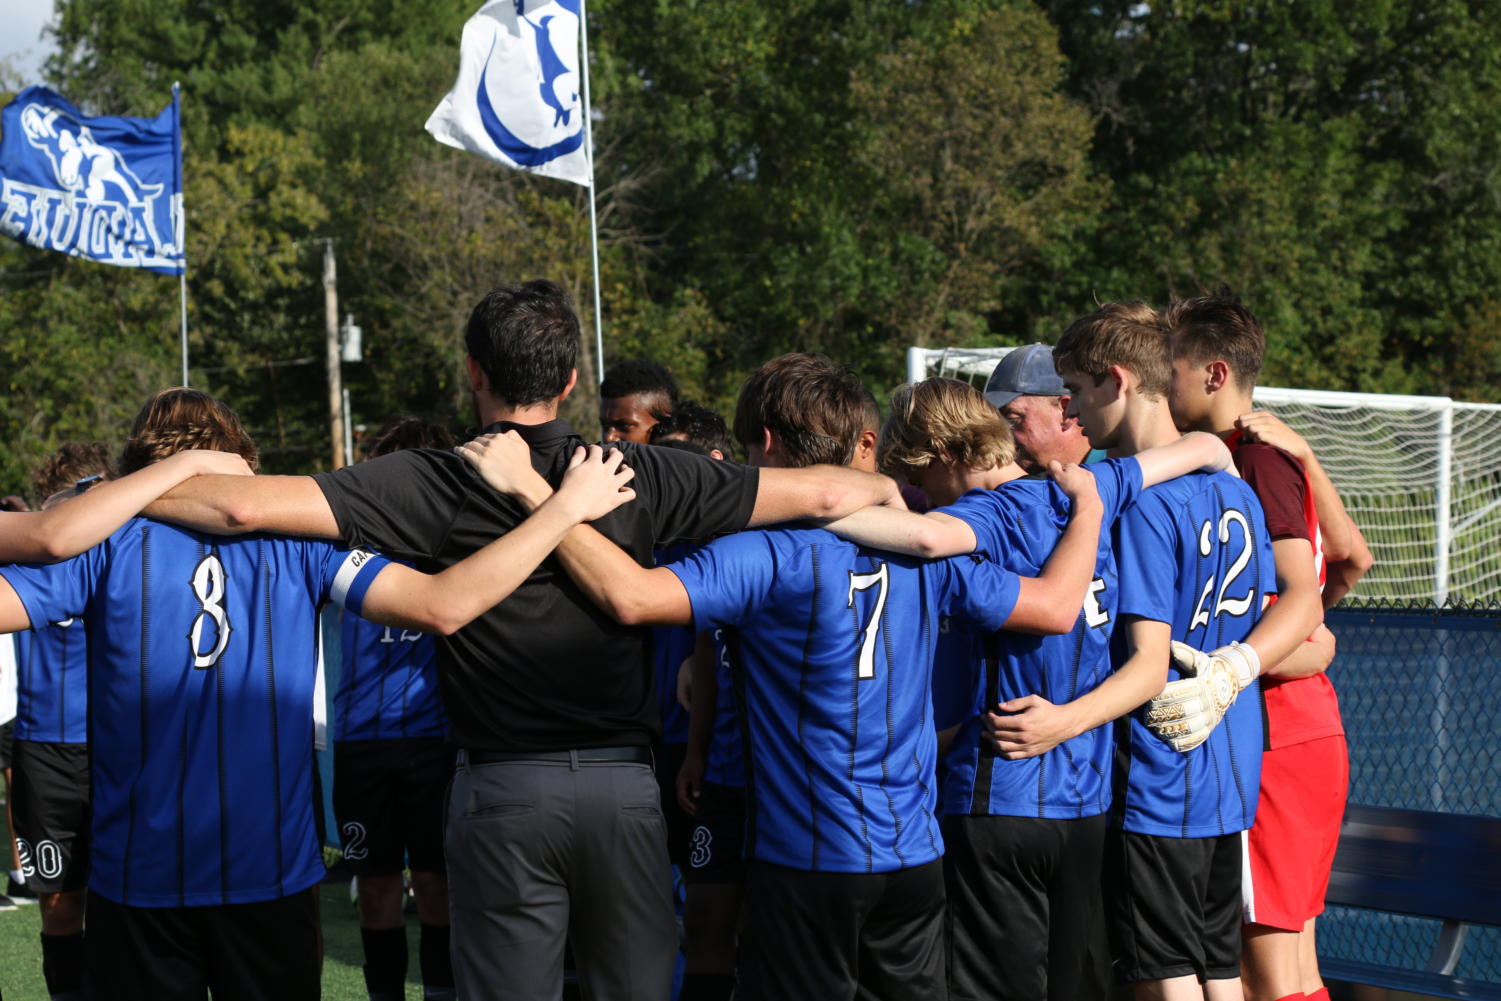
1228, 431, 1344, 748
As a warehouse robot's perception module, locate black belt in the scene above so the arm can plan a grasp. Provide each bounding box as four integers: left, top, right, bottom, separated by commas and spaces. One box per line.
459, 746, 653, 766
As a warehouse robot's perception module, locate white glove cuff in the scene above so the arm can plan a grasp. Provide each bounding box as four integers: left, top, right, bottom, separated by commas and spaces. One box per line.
1216, 641, 1261, 688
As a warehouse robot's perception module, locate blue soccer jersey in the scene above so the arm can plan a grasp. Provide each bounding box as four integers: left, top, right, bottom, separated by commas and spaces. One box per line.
704, 627, 744, 788
1113, 471, 1277, 838
668, 526, 1022, 874
12, 616, 87, 744
335, 609, 447, 742
0, 519, 389, 907
936, 459, 1143, 819
651, 624, 694, 746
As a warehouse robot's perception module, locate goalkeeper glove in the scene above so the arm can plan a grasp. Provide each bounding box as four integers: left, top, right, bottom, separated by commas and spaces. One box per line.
1143, 641, 1261, 753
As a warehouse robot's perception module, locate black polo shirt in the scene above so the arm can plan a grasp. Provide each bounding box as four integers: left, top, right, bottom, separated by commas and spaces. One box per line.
312, 418, 758, 751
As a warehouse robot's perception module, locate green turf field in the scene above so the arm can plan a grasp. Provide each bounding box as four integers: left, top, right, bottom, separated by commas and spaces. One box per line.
0, 807, 427, 1001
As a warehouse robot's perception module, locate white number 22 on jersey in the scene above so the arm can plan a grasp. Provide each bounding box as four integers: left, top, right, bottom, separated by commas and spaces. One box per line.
189, 553, 233, 669
846, 562, 890, 681
1189, 509, 1257, 632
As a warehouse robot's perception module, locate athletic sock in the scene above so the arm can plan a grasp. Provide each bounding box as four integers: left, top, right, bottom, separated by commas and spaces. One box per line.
41, 931, 84, 1001
680, 973, 736, 1001
418, 922, 455, 1000
359, 926, 408, 1001
1306, 990, 1330, 1001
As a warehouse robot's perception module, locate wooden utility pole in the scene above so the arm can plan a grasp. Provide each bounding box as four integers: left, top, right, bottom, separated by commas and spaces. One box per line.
323, 240, 345, 469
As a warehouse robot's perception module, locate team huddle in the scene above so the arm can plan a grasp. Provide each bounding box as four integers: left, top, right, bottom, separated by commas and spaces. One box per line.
0, 280, 1371, 1001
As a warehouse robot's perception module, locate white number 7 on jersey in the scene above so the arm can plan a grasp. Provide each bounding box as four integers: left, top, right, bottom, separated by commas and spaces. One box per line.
846, 562, 890, 681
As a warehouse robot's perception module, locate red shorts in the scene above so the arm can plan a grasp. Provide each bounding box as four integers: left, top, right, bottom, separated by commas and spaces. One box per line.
1243, 734, 1349, 931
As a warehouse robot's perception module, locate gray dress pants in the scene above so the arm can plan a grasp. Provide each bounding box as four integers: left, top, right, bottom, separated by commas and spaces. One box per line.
446, 754, 678, 1000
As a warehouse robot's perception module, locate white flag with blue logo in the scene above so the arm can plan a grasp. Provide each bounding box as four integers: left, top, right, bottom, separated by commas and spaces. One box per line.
426, 0, 592, 188
0, 86, 184, 275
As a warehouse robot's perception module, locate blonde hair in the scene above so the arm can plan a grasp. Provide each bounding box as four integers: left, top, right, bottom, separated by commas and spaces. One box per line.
120, 388, 261, 475
879, 378, 1015, 480
1053, 301, 1172, 398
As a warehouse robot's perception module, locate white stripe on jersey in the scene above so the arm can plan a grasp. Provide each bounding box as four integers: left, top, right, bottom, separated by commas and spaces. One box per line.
329, 548, 378, 608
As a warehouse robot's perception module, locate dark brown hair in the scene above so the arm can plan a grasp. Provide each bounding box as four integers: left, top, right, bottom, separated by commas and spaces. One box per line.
1163, 287, 1266, 391
1053, 301, 1172, 398
119, 388, 260, 475
366, 416, 454, 458
33, 442, 114, 499
732, 353, 872, 468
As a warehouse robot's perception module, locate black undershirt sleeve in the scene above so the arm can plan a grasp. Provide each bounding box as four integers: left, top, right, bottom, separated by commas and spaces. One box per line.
312, 449, 469, 562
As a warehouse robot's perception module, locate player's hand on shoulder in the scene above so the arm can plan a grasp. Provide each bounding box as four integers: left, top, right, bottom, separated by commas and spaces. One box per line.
455, 430, 544, 497
1235, 410, 1311, 462
1048, 460, 1101, 513
984, 694, 1076, 760
556, 444, 637, 521
1143, 640, 1243, 753
174, 448, 254, 477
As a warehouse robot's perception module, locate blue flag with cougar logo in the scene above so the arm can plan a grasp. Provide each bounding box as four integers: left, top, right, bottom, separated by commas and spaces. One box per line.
0, 85, 184, 275
426, 0, 592, 187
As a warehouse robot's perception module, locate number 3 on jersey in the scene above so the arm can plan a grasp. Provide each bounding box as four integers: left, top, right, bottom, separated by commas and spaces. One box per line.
189, 553, 233, 669
1190, 508, 1257, 633
847, 562, 890, 681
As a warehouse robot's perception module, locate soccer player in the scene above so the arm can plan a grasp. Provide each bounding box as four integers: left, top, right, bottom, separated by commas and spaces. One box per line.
821, 377, 1231, 1001
9, 443, 115, 1001
460, 352, 1108, 1000
600, 357, 679, 443
1165, 291, 1370, 1001
0, 388, 635, 1001
332, 417, 457, 1001
1043, 301, 1317, 1001
144, 282, 901, 1000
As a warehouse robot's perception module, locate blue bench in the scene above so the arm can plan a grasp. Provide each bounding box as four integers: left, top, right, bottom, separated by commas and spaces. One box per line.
1323, 804, 1501, 1000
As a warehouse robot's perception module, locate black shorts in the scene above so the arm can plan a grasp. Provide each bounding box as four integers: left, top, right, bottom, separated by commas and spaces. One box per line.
684, 781, 747, 885
1105, 829, 1244, 983
84, 888, 320, 1001
653, 741, 693, 868
333, 737, 453, 875
737, 859, 946, 1001
943, 813, 1109, 1001
0, 718, 13, 769
10, 739, 90, 894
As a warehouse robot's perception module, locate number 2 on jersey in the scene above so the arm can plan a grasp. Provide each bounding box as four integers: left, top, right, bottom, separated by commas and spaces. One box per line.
1190, 508, 1257, 633
846, 562, 889, 681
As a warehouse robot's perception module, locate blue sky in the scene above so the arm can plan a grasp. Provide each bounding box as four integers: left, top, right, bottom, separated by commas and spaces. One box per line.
2, 0, 56, 83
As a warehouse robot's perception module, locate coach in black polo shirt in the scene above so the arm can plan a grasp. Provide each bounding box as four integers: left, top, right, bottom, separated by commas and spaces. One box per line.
149, 279, 900, 1000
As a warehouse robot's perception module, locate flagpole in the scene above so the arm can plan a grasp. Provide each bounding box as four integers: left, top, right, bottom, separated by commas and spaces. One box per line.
173, 81, 189, 387
578, 0, 605, 386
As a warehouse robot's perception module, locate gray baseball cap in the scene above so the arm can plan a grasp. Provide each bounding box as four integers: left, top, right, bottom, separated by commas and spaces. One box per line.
983, 343, 1066, 408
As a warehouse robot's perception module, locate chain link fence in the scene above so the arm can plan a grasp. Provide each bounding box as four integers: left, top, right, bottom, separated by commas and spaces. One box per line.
1319, 600, 1501, 982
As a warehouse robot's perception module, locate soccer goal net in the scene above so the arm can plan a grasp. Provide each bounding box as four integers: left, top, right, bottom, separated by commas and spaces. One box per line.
906, 346, 1501, 603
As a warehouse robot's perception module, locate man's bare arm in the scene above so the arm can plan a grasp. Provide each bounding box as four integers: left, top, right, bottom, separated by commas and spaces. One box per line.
1236, 410, 1373, 606
146, 474, 341, 539
358, 445, 636, 634
1004, 463, 1103, 635
2, 449, 252, 562
823, 507, 977, 560
987, 617, 1171, 760
1245, 537, 1324, 672
1134, 431, 1233, 488
748, 466, 902, 526
1263, 622, 1337, 681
